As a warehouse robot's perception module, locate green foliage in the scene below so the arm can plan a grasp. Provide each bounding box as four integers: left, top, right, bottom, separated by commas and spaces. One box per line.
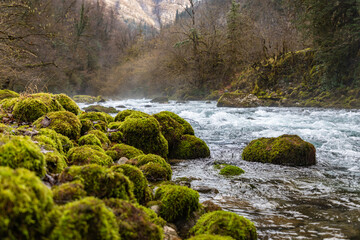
52, 181, 87, 205
0, 167, 54, 240
187, 234, 235, 240
59, 164, 135, 200
55, 94, 81, 115
219, 165, 245, 176
0, 89, 19, 100
160, 111, 194, 135
242, 134, 316, 166
78, 134, 102, 147
44, 151, 68, 174
67, 146, 113, 166
170, 135, 210, 159
107, 144, 144, 161
155, 184, 199, 222
190, 211, 257, 240
87, 130, 111, 148
50, 197, 120, 240
115, 109, 150, 122
0, 135, 46, 177
34, 111, 82, 140
104, 198, 164, 240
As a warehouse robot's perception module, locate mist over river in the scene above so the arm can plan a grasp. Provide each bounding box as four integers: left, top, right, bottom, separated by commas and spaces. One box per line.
80, 100, 360, 239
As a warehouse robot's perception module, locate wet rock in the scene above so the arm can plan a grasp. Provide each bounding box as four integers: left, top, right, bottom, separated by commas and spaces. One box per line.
202, 200, 222, 212
116, 157, 128, 165
194, 186, 219, 194
116, 105, 126, 108
151, 97, 169, 103
150, 204, 160, 215
83, 105, 117, 113
144, 105, 152, 108
217, 93, 263, 108
163, 225, 181, 240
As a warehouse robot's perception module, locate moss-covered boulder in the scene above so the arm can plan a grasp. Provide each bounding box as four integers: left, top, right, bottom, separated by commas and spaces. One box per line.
120, 117, 168, 158
34, 111, 82, 140
160, 111, 194, 135
67, 146, 113, 166
78, 134, 102, 147
153, 112, 185, 148
79, 112, 114, 124
80, 118, 93, 135
0, 97, 19, 112
187, 234, 235, 240
52, 181, 87, 204
134, 154, 172, 181
111, 164, 152, 205
0, 167, 54, 239
242, 134, 316, 166
104, 198, 163, 240
217, 165, 245, 176
0, 89, 19, 100
170, 135, 210, 159
106, 144, 144, 161
190, 211, 257, 240
45, 151, 68, 174
55, 94, 81, 115
57, 134, 74, 153
13, 98, 49, 122
108, 121, 123, 129
50, 197, 120, 240
108, 131, 124, 143
0, 135, 46, 177
72, 95, 104, 104
37, 128, 64, 153
115, 110, 150, 122
59, 164, 134, 200
83, 105, 118, 113
33, 135, 60, 152
155, 184, 199, 222
87, 130, 111, 148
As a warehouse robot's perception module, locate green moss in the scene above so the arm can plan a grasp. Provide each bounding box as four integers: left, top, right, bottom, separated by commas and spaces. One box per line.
57, 134, 74, 153
107, 144, 144, 161
80, 118, 93, 135
112, 164, 152, 205
50, 197, 120, 240
108, 122, 123, 129
45, 151, 68, 174
38, 128, 64, 154
140, 162, 171, 182
187, 234, 235, 240
104, 198, 163, 240
160, 111, 194, 135
67, 146, 113, 166
219, 165, 245, 176
115, 110, 150, 122
79, 112, 114, 124
153, 112, 185, 148
34, 111, 82, 140
0, 89, 19, 100
242, 134, 316, 166
31, 93, 64, 112
135, 154, 172, 179
0, 167, 54, 239
78, 134, 102, 147
72, 95, 103, 104
155, 184, 199, 222
83, 105, 118, 114
170, 135, 210, 159
87, 130, 111, 148
190, 211, 257, 240
59, 164, 134, 200
119, 117, 168, 158
52, 181, 87, 204
0, 97, 19, 111
108, 131, 124, 143
55, 94, 81, 115
0, 135, 46, 177
33, 135, 58, 152
13, 98, 49, 122
93, 121, 107, 132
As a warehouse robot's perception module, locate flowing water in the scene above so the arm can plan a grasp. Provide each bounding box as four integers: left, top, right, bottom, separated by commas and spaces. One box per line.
80, 100, 360, 239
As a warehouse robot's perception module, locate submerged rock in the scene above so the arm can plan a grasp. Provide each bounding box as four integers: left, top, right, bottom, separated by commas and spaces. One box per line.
151, 97, 169, 103
242, 134, 316, 166
83, 105, 118, 114
217, 93, 263, 108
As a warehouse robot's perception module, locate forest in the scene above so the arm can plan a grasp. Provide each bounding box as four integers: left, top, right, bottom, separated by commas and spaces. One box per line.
1, 0, 359, 105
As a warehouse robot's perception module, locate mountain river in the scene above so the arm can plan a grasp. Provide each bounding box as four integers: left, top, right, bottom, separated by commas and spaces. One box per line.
79, 100, 360, 239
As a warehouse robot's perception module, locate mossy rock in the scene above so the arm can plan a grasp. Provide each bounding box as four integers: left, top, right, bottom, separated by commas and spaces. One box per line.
80, 118, 93, 135
78, 134, 102, 147
242, 134, 316, 166
45, 151, 68, 174
112, 164, 152, 205
160, 111, 194, 135
170, 135, 210, 159
0, 97, 19, 112
83, 105, 118, 114
52, 181, 87, 205
106, 144, 144, 161
190, 211, 257, 240
218, 165, 245, 176
0, 135, 46, 177
72, 95, 104, 104
33, 135, 59, 152
50, 197, 120, 240
153, 112, 185, 148
0, 89, 19, 100
13, 98, 50, 122
57, 134, 74, 153
67, 146, 113, 166
108, 121, 123, 129
134, 154, 172, 180
37, 128, 64, 154
55, 94, 81, 115
59, 164, 134, 200
187, 234, 235, 240
34, 111, 82, 140
119, 117, 168, 158
140, 162, 171, 183
104, 198, 163, 240
155, 184, 199, 222
115, 110, 150, 122
87, 130, 111, 148
108, 131, 124, 143
79, 112, 114, 124
0, 167, 54, 239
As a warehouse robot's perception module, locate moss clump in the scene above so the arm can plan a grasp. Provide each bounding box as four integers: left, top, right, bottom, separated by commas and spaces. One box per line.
170, 135, 210, 159
112, 164, 152, 205
242, 134, 316, 166
187, 234, 235, 240
140, 162, 171, 183
190, 211, 257, 240
153, 112, 185, 148
108, 121, 123, 129
87, 130, 111, 148
67, 146, 113, 166
135, 154, 172, 179
13, 98, 49, 122
34, 111, 82, 140
120, 117, 168, 158
104, 198, 163, 240
50, 197, 120, 240
78, 134, 102, 147
80, 118, 93, 135
219, 165, 245, 176
38, 128, 64, 153
79, 112, 114, 124
0, 89, 19, 100
0, 97, 19, 112
33, 135, 59, 152
107, 144, 144, 161
59, 164, 134, 200
55, 94, 81, 115
58, 134, 74, 153
83, 105, 118, 113
0, 135, 46, 177
155, 184, 199, 222
114, 109, 150, 122
45, 151, 68, 174
0, 167, 54, 239
52, 181, 87, 204
73, 95, 104, 104
160, 111, 194, 135
108, 131, 124, 143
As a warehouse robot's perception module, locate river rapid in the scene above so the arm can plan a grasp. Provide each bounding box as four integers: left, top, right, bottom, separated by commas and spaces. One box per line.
80, 100, 360, 239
